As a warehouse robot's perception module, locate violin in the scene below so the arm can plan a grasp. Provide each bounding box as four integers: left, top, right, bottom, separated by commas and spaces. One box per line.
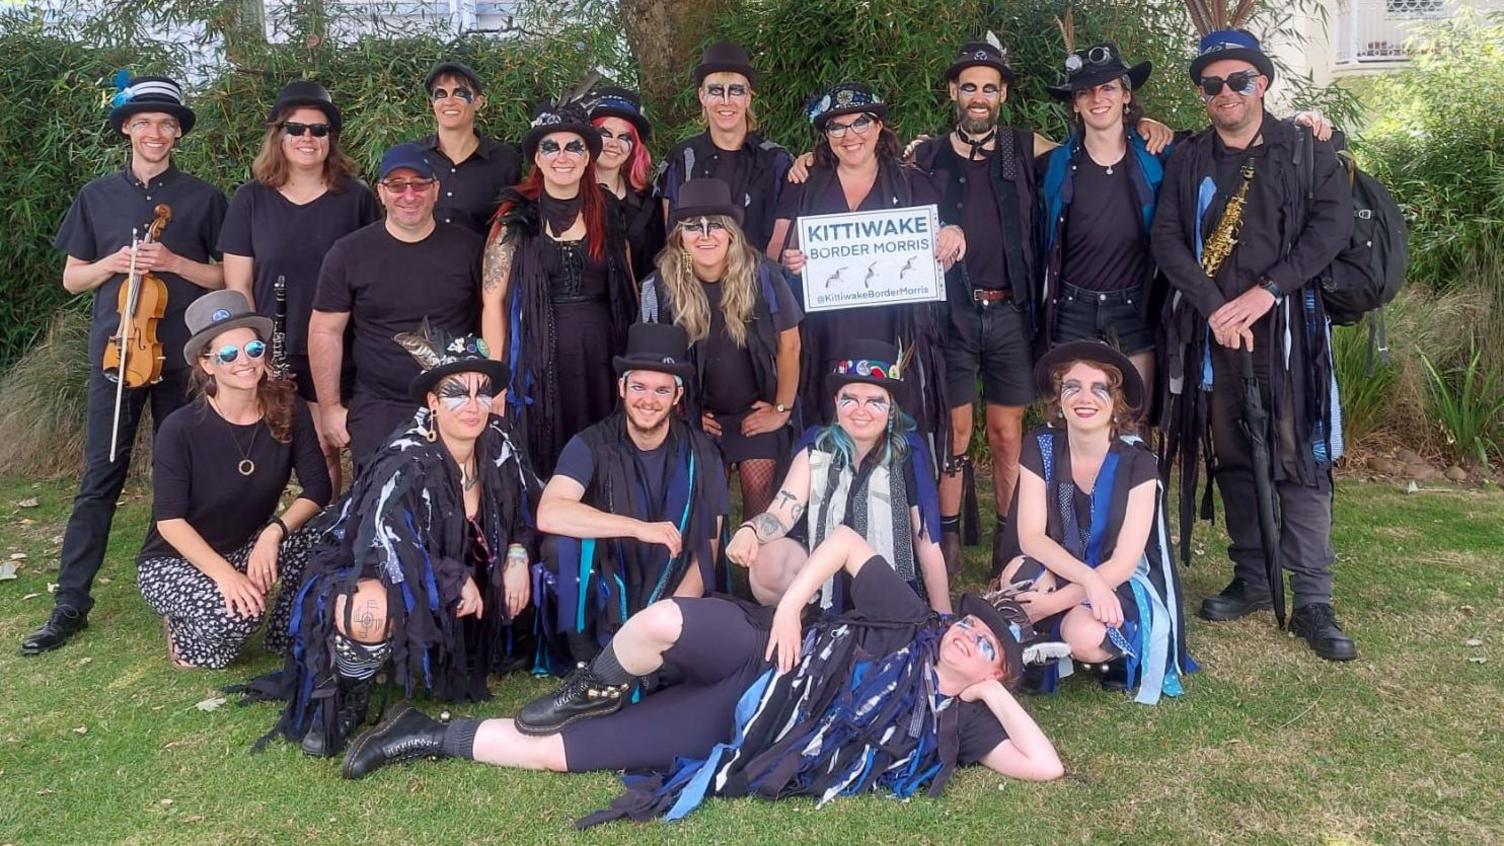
104, 203, 170, 462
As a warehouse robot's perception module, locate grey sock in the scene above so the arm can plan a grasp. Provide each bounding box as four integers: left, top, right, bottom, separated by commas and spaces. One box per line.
587, 641, 637, 686
441, 719, 481, 759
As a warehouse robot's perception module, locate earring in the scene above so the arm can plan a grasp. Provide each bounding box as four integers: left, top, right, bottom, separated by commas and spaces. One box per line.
679, 249, 693, 278
421, 409, 438, 442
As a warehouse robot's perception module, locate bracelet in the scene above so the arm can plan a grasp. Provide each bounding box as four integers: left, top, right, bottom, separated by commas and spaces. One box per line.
267, 516, 289, 541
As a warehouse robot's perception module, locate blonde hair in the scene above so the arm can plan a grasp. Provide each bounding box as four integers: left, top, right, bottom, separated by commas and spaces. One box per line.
656, 215, 760, 347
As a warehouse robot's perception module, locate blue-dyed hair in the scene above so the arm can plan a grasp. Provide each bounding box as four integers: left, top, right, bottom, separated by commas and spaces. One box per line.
815, 394, 916, 469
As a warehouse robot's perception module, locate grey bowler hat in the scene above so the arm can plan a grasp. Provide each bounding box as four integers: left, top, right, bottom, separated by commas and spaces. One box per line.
182, 290, 274, 367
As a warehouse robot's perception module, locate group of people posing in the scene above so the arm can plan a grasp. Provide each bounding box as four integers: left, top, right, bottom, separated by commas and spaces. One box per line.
20, 24, 1359, 824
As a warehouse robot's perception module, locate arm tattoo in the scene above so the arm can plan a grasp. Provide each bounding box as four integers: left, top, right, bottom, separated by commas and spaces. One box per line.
750, 511, 788, 543
482, 234, 516, 294
774, 488, 805, 522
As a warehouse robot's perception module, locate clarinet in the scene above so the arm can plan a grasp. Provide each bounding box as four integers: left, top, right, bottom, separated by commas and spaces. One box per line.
272, 274, 289, 379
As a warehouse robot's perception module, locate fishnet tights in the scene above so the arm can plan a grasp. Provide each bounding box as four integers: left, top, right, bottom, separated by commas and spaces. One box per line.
736, 458, 778, 519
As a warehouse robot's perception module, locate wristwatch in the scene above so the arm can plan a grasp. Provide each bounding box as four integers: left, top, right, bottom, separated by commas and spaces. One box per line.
1258, 277, 1285, 301
775, 402, 789, 413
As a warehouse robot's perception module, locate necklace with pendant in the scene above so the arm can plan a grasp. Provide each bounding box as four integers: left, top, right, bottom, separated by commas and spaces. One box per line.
211, 398, 260, 476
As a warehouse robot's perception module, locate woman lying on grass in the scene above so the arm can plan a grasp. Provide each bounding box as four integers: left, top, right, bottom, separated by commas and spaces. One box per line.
340, 525, 1065, 826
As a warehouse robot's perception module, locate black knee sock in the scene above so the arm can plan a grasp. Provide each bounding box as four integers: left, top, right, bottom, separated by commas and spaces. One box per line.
587, 641, 637, 686
940, 514, 960, 535
441, 718, 481, 760
995, 513, 1008, 534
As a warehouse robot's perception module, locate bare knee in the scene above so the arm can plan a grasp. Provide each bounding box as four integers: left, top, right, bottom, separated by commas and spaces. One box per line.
334, 579, 389, 643
633, 600, 684, 646
949, 405, 975, 449
1061, 610, 1110, 662
985, 413, 1022, 452
998, 555, 1028, 583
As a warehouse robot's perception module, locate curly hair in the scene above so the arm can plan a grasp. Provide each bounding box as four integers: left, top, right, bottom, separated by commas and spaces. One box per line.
655, 215, 761, 347
812, 121, 901, 169
189, 365, 298, 444
1043, 357, 1141, 435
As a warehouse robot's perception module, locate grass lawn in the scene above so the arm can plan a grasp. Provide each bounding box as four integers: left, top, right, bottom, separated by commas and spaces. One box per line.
1, 474, 1501, 846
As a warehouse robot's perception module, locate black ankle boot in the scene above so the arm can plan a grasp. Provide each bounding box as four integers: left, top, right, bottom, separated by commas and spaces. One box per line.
20, 606, 88, 655
1289, 603, 1358, 661
340, 702, 446, 779
515, 663, 628, 736
302, 675, 374, 758
1199, 579, 1273, 622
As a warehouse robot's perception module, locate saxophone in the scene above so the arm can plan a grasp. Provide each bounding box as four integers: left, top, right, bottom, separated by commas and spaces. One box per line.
1201, 162, 1255, 279
271, 273, 289, 379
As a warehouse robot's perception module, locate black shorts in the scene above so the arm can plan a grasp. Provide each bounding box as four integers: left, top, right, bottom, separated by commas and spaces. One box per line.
560, 596, 772, 773
944, 299, 1035, 408
1052, 283, 1156, 355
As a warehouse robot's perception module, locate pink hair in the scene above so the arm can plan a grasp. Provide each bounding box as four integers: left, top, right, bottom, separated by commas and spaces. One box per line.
592, 116, 653, 193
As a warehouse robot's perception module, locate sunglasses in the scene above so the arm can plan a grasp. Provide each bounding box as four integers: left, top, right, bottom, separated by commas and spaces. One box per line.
381, 177, 436, 194
703, 83, 750, 100
210, 339, 266, 365
430, 86, 475, 104
598, 126, 635, 144
436, 378, 494, 411
1198, 71, 1261, 98
954, 616, 1000, 663
282, 121, 331, 138
825, 114, 877, 140
539, 138, 589, 158
680, 217, 727, 237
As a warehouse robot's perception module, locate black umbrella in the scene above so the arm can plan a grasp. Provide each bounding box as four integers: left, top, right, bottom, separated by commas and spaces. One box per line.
1238, 346, 1287, 628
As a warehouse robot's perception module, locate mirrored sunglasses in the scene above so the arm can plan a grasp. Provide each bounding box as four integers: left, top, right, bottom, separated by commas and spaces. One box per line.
211, 339, 266, 365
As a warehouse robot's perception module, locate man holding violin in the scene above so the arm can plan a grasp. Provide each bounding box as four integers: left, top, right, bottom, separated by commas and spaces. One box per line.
22, 76, 227, 656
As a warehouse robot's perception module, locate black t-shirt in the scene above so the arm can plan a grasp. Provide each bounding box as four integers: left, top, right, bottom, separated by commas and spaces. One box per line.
417, 133, 523, 236
845, 557, 1009, 766
55, 166, 228, 373
959, 154, 1008, 290
1060, 155, 1151, 292
711, 147, 752, 213
699, 275, 802, 414
312, 221, 481, 402
555, 432, 731, 519
140, 399, 332, 560
217, 181, 381, 356
1019, 429, 1160, 561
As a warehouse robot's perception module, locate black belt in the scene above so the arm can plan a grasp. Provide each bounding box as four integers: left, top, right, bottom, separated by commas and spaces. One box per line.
1060, 281, 1142, 304
550, 294, 609, 305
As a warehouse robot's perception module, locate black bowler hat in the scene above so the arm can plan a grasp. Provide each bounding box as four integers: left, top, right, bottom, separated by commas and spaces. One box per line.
825, 339, 910, 406
946, 37, 1017, 86
521, 100, 603, 162
955, 593, 1030, 688
692, 41, 758, 88
399, 321, 510, 404
1189, 29, 1276, 84
613, 323, 695, 380
589, 85, 652, 141
266, 80, 342, 132
805, 82, 889, 131
109, 75, 196, 136
1034, 340, 1145, 417
424, 60, 484, 94
1047, 43, 1152, 101
666, 178, 743, 228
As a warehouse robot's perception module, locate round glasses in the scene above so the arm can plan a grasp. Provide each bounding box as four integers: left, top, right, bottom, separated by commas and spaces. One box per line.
211, 339, 266, 365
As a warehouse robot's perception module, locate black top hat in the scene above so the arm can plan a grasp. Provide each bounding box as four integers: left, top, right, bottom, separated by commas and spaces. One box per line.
955, 593, 1030, 688
1033, 340, 1145, 417
399, 322, 510, 404
692, 41, 758, 88
521, 100, 603, 162
805, 82, 889, 131
1189, 29, 1276, 84
182, 290, 274, 367
424, 60, 484, 94
613, 323, 696, 380
825, 339, 910, 406
109, 75, 196, 136
946, 39, 1017, 86
1047, 43, 1152, 101
266, 80, 342, 133
589, 85, 652, 141
666, 178, 744, 228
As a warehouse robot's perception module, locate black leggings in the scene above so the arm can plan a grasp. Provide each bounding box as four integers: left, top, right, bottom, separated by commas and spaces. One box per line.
560, 597, 771, 773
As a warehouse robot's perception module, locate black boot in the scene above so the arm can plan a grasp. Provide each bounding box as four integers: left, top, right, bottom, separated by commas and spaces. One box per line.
1199, 579, 1273, 622
20, 606, 88, 655
941, 530, 963, 578
1289, 603, 1359, 661
301, 675, 374, 758
515, 663, 628, 736
989, 524, 1009, 582
341, 702, 446, 780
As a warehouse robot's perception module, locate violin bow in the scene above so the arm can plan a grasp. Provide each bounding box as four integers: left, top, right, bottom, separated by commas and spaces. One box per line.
108, 227, 141, 463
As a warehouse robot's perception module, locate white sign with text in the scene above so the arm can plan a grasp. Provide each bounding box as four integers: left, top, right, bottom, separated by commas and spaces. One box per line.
796, 204, 944, 313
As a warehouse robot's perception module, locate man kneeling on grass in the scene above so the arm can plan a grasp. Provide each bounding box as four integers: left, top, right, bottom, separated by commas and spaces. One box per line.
341, 526, 1065, 825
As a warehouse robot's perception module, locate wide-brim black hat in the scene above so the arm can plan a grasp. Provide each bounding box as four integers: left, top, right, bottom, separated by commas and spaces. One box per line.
613, 322, 695, 380
1189, 29, 1276, 84
109, 76, 196, 136
946, 41, 1017, 86
266, 80, 342, 132
824, 339, 910, 406
692, 41, 758, 88
1047, 44, 1152, 101
590, 85, 652, 141
666, 178, 743, 228
1034, 340, 1145, 416
807, 82, 889, 131
182, 290, 273, 367
521, 101, 603, 162
956, 593, 1026, 689
401, 328, 510, 405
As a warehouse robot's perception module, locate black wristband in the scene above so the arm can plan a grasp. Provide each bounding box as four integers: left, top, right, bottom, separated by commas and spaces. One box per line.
268, 516, 289, 541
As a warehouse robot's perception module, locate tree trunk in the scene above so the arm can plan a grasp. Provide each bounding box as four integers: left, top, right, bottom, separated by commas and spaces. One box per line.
619, 0, 733, 129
